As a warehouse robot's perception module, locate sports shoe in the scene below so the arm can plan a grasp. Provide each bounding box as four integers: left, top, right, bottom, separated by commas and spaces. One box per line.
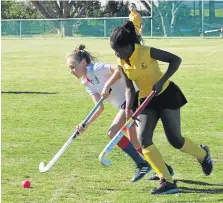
131, 162, 152, 182
199, 144, 213, 176
147, 164, 174, 181
151, 179, 179, 195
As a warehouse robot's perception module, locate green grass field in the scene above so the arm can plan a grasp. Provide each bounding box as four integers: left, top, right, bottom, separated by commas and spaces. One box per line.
2, 38, 223, 203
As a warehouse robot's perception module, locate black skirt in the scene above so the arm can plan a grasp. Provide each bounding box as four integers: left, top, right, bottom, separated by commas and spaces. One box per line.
139, 82, 187, 111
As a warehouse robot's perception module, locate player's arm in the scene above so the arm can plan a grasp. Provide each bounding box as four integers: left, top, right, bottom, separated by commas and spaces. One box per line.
101, 65, 121, 98
151, 47, 182, 83
76, 93, 104, 133
139, 14, 144, 35
118, 65, 135, 115
150, 47, 182, 95
104, 65, 121, 89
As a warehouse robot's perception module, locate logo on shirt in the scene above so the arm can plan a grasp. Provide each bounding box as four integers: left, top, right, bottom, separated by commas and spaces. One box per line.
94, 75, 100, 84
141, 62, 147, 69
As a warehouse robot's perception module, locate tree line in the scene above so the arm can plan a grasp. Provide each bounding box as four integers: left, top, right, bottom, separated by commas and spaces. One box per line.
1, 1, 219, 37
1, 1, 135, 19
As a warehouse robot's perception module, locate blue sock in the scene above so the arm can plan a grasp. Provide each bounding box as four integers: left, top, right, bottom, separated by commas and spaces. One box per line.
122, 142, 145, 165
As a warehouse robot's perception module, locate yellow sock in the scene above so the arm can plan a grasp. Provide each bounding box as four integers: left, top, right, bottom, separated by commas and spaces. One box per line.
142, 144, 173, 183
180, 137, 206, 162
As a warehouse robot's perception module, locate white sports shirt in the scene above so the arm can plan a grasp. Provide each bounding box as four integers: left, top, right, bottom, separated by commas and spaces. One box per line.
81, 63, 137, 109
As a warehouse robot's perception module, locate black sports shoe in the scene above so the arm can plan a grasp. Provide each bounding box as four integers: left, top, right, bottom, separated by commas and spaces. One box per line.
147, 164, 174, 181
131, 162, 152, 182
151, 179, 179, 195
199, 144, 213, 176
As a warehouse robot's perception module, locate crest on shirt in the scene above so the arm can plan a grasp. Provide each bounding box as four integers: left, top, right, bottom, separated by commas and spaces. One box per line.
141, 62, 147, 69
94, 75, 100, 84
82, 75, 100, 85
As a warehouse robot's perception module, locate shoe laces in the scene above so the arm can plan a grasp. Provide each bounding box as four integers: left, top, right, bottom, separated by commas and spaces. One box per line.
135, 163, 145, 172
135, 169, 140, 175
159, 179, 167, 188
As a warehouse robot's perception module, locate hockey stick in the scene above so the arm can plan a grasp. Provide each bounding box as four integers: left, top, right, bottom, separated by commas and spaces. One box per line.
99, 91, 155, 166
39, 97, 105, 173
204, 29, 221, 34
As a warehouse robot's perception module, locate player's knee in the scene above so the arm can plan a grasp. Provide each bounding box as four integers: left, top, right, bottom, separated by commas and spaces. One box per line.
168, 136, 184, 149
107, 130, 115, 139
172, 142, 183, 149
138, 134, 153, 148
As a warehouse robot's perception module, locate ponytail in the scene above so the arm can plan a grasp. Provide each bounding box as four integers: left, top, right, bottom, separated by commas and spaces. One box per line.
110, 20, 140, 47
67, 44, 97, 65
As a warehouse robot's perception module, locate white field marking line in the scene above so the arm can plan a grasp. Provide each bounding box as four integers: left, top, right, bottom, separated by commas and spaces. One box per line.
48, 175, 76, 203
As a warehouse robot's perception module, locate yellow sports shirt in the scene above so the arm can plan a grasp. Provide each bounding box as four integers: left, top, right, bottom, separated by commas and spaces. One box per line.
129, 11, 141, 34
119, 44, 170, 99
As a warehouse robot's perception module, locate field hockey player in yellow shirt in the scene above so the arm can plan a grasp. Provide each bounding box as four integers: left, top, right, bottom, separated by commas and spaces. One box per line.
109, 20, 213, 195
129, 3, 144, 40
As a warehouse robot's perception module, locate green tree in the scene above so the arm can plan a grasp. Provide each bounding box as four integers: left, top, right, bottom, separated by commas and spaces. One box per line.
141, 0, 189, 36
103, 1, 129, 17
31, 1, 101, 36
1, 1, 42, 19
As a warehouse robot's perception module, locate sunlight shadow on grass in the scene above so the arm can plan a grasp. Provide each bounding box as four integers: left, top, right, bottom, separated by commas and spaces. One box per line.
178, 186, 223, 194
1, 91, 57, 94
176, 179, 223, 194
176, 179, 223, 187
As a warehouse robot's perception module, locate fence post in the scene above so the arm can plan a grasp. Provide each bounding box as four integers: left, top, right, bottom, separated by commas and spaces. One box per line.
60, 21, 63, 38
104, 19, 106, 37
201, 0, 204, 35
151, 2, 153, 37
19, 21, 22, 38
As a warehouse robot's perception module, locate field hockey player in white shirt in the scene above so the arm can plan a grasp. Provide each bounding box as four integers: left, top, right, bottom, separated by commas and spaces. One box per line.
66, 44, 153, 182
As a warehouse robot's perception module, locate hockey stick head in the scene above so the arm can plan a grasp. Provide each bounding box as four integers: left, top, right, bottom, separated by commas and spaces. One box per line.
39, 162, 49, 173
98, 127, 130, 167
99, 152, 112, 166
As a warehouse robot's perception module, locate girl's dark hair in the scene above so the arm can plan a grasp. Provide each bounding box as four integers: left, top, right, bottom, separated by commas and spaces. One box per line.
130, 3, 136, 7
67, 44, 97, 65
129, 3, 139, 12
110, 20, 140, 47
